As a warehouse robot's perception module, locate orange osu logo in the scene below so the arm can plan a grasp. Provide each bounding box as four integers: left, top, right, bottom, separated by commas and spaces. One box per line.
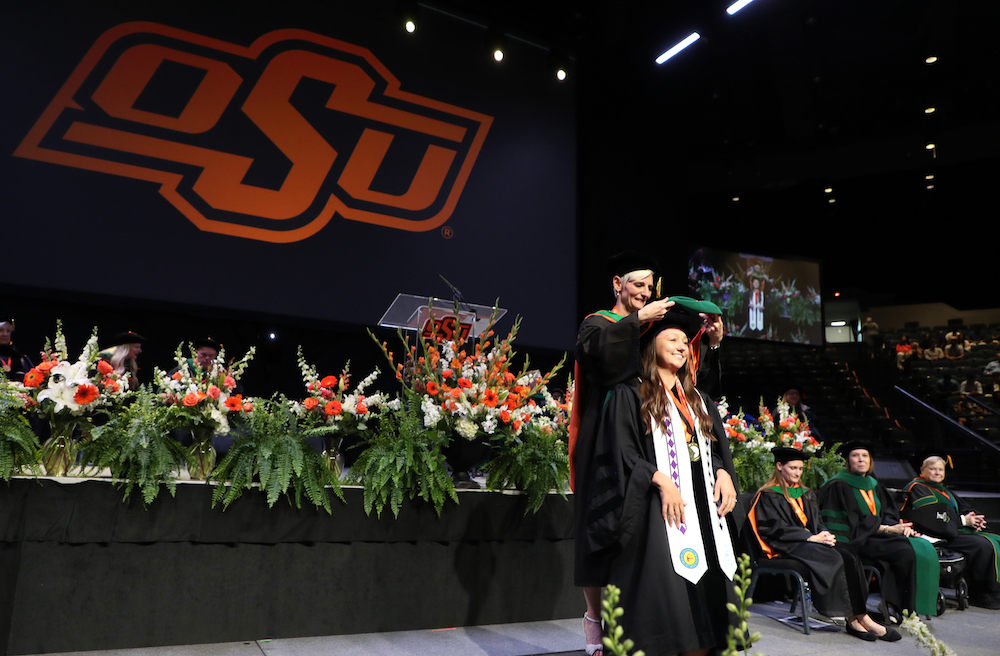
15, 22, 493, 243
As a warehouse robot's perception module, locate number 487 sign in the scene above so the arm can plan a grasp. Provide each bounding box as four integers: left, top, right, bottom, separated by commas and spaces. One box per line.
15, 22, 493, 243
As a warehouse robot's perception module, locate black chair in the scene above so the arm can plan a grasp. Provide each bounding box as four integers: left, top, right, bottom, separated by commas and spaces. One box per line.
742, 529, 815, 634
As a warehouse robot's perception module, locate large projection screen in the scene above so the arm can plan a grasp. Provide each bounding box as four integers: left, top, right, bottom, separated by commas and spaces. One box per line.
688, 247, 823, 345
1, 2, 577, 350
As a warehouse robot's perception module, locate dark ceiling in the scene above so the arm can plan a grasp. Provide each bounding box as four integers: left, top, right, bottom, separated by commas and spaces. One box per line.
419, 0, 999, 312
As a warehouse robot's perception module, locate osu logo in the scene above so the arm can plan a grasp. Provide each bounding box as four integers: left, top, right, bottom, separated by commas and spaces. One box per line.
680, 548, 699, 569
15, 22, 493, 243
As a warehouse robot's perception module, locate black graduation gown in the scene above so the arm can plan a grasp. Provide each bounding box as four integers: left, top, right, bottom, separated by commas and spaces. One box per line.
901, 478, 1000, 595
818, 477, 932, 614
587, 379, 738, 656
750, 487, 869, 617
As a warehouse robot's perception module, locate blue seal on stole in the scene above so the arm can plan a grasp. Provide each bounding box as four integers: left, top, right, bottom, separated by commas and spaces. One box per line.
679, 548, 699, 569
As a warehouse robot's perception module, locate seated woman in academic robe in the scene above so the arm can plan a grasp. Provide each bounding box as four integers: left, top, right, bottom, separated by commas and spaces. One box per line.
749, 448, 901, 642
585, 305, 740, 656
817, 441, 940, 621
901, 455, 1000, 609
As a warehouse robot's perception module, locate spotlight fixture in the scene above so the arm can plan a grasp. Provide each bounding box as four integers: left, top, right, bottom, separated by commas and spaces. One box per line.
732, 196, 740, 202
924, 106, 936, 114
556, 68, 567, 81
656, 33, 700, 64
405, 19, 416, 33
493, 47, 505, 62
828, 198, 836, 204
487, 27, 507, 63
925, 55, 938, 64
925, 142, 936, 150
399, 1, 420, 35
726, 0, 756, 15
824, 187, 833, 194
925, 174, 935, 180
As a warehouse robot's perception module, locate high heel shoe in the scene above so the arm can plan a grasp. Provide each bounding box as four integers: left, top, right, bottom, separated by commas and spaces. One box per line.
584, 613, 604, 656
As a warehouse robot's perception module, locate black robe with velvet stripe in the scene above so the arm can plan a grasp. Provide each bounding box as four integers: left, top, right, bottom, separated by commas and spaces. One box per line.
818, 473, 939, 615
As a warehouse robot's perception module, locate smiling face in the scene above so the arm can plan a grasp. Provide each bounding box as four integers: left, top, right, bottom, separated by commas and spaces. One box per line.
776, 460, 805, 486
127, 343, 142, 360
848, 448, 871, 476
655, 327, 689, 374
921, 458, 946, 483
613, 272, 654, 316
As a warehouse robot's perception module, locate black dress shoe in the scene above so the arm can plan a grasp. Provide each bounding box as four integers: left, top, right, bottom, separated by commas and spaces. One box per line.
845, 624, 877, 642
878, 627, 902, 642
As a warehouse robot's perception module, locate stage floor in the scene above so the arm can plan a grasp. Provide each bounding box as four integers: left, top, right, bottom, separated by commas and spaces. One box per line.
26, 600, 1000, 656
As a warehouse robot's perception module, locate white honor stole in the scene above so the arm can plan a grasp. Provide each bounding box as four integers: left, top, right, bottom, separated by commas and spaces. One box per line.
651, 394, 737, 584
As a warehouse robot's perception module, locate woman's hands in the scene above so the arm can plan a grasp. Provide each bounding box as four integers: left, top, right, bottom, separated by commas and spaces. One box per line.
637, 299, 675, 323
652, 470, 687, 528
963, 511, 987, 531
881, 521, 919, 537
808, 530, 837, 546
714, 468, 737, 517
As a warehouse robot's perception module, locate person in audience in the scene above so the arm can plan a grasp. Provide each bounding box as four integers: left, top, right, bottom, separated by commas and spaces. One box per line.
749, 448, 901, 641
586, 306, 741, 656
945, 334, 967, 360
98, 331, 145, 390
923, 338, 945, 361
959, 372, 983, 396
818, 442, 939, 622
984, 352, 1000, 376
901, 455, 1000, 609
861, 317, 881, 358
0, 317, 33, 382
895, 336, 915, 370
780, 385, 823, 440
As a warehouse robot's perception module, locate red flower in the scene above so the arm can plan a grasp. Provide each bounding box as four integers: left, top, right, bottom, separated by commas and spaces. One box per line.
356, 402, 368, 415
103, 379, 120, 393
96, 360, 114, 375
441, 369, 454, 379
425, 381, 439, 396
36, 360, 57, 373
303, 397, 319, 410
23, 368, 45, 388
225, 394, 244, 411
74, 384, 100, 405
457, 377, 472, 389
242, 401, 253, 412
325, 400, 343, 416
500, 410, 511, 424
320, 375, 338, 389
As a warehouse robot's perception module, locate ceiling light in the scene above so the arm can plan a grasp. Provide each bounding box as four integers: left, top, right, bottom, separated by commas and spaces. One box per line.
925, 174, 935, 180
924, 106, 936, 114
556, 68, 567, 81
925, 143, 936, 150
925, 56, 938, 64
824, 187, 833, 194
656, 33, 700, 64
828, 198, 836, 204
726, 0, 756, 15
831, 321, 846, 326
404, 19, 416, 33
493, 48, 504, 62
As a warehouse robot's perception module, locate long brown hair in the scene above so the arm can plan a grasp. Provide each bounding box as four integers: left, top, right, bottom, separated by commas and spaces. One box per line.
759, 466, 813, 504
638, 335, 714, 438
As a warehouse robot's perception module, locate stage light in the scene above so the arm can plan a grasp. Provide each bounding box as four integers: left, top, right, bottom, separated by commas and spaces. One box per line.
927, 184, 935, 190
269, 332, 277, 340
656, 32, 700, 64
493, 47, 505, 62
824, 187, 833, 194
925, 56, 938, 64
556, 67, 567, 81
732, 196, 740, 202
831, 320, 846, 326
926, 174, 935, 180
405, 19, 416, 33
726, 0, 756, 15
828, 198, 836, 204
924, 106, 936, 114
925, 142, 936, 150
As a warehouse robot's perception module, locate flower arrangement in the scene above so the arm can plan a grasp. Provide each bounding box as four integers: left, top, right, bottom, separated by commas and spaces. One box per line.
151, 343, 255, 478
721, 396, 839, 491
18, 322, 131, 475
292, 346, 387, 472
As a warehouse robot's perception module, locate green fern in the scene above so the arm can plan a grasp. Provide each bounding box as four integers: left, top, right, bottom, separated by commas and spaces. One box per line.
483, 422, 569, 514
0, 384, 42, 480
211, 395, 344, 513
349, 390, 457, 518
86, 386, 188, 504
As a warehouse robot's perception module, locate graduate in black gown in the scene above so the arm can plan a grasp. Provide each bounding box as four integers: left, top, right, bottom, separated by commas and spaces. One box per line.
749, 448, 901, 642
901, 455, 1000, 609
585, 305, 740, 656
817, 442, 940, 619
0, 317, 33, 382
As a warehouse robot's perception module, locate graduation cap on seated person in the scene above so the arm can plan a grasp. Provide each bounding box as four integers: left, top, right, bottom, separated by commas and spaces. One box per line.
193, 337, 222, 352
771, 446, 814, 464
839, 440, 873, 458
103, 330, 146, 348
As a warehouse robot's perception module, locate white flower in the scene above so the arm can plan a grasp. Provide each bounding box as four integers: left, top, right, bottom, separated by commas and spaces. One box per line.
38, 381, 82, 415
455, 417, 478, 440
421, 396, 441, 428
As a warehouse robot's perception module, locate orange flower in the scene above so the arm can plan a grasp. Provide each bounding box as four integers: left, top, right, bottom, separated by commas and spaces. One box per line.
320, 375, 338, 389
208, 385, 222, 400
441, 369, 454, 379
74, 383, 100, 405
500, 409, 511, 424
483, 389, 499, 407
450, 387, 462, 399
325, 400, 343, 416
242, 401, 253, 412
304, 397, 319, 410
171, 371, 183, 381
103, 379, 120, 393
457, 377, 472, 389
425, 381, 439, 396
225, 394, 244, 411
356, 402, 368, 415
182, 392, 200, 407
36, 360, 57, 373
96, 360, 114, 375
23, 368, 45, 388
